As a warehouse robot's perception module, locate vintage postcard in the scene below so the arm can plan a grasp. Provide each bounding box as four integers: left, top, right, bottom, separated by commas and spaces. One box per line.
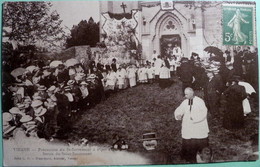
1, 0, 259, 166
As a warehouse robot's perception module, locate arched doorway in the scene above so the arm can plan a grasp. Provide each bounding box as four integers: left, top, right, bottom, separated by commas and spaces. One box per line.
160, 34, 181, 57
153, 12, 188, 58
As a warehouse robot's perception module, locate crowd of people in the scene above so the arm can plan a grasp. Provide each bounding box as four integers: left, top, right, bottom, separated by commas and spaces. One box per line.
2, 45, 258, 162
174, 45, 258, 163
2, 52, 179, 140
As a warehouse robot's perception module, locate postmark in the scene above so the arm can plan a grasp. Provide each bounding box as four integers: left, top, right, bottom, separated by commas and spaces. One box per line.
222, 3, 256, 46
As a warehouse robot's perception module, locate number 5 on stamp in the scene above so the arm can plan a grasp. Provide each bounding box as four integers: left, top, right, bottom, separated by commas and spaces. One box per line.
223, 4, 254, 46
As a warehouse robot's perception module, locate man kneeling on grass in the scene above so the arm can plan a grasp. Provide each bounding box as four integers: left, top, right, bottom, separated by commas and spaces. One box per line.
174, 87, 209, 163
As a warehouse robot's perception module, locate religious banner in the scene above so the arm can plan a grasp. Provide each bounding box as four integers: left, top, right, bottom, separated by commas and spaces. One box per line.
100, 9, 140, 64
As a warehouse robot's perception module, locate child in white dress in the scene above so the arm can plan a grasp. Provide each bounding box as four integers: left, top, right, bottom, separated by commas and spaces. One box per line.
138, 64, 148, 83
127, 65, 137, 87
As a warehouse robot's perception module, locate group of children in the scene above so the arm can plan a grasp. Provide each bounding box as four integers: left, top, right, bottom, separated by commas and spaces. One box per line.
103, 58, 173, 91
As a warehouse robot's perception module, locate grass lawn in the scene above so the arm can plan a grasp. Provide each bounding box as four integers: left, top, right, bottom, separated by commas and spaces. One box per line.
68, 78, 259, 164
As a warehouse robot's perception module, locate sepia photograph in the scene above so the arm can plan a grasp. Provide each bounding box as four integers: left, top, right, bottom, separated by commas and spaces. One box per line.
1, 0, 259, 166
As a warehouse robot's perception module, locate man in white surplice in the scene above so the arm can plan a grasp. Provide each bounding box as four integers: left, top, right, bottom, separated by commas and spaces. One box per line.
174, 87, 209, 163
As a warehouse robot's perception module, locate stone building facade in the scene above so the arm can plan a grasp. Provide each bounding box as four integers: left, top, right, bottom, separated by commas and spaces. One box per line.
100, 1, 256, 61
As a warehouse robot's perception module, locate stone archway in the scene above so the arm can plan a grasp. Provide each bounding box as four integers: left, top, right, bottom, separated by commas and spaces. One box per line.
152, 12, 188, 58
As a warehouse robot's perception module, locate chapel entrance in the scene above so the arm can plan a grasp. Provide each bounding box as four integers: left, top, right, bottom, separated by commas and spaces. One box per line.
160, 35, 181, 58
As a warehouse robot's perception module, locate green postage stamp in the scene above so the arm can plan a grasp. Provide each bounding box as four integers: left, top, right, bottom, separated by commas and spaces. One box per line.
223, 3, 256, 46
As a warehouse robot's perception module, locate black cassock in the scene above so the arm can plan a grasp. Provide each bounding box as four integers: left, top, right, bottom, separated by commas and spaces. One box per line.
223, 84, 247, 130
204, 75, 225, 113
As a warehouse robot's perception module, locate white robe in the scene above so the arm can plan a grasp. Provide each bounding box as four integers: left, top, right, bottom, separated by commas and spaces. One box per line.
106, 72, 117, 86
116, 69, 126, 85
174, 96, 209, 139
154, 59, 163, 75
127, 68, 137, 87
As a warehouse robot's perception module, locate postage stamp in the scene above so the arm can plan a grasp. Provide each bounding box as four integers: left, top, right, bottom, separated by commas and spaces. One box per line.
222, 3, 255, 46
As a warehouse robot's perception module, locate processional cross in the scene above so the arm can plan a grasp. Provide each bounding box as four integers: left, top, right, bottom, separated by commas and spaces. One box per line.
120, 2, 127, 13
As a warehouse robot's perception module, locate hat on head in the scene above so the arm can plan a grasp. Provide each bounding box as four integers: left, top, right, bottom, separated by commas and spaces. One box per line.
20, 115, 33, 123
17, 104, 25, 110
80, 81, 88, 85
180, 57, 189, 63
67, 80, 75, 86
31, 100, 43, 108
192, 52, 199, 57
212, 61, 221, 66
203, 62, 210, 66
43, 66, 50, 70
75, 73, 86, 81
24, 98, 32, 104
33, 96, 42, 100
38, 85, 47, 91
3, 112, 13, 123
9, 107, 21, 114
64, 86, 71, 91
16, 83, 25, 87
50, 95, 57, 102
34, 108, 47, 117
32, 92, 41, 99
194, 59, 201, 64
47, 85, 56, 92
43, 70, 51, 76
88, 74, 96, 79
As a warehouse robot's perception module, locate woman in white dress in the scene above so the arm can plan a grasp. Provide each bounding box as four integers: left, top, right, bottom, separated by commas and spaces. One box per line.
116, 66, 127, 90
138, 64, 148, 83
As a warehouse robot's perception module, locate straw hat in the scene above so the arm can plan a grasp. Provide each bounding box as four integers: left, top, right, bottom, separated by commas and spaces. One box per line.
34, 107, 47, 117
24, 98, 32, 104
80, 81, 88, 85
31, 100, 43, 108
47, 85, 56, 92
3, 112, 13, 123
88, 74, 96, 79
17, 104, 25, 110
212, 61, 221, 66
38, 85, 47, 91
75, 73, 86, 81
33, 95, 42, 100
50, 95, 57, 102
20, 115, 33, 123
64, 86, 71, 91
67, 80, 75, 86
43, 70, 51, 76
9, 107, 21, 114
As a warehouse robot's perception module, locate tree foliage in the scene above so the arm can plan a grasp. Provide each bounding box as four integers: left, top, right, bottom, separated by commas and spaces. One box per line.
66, 17, 99, 48
3, 2, 66, 48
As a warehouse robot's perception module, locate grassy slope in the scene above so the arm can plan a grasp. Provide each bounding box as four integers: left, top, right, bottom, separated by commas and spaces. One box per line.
70, 78, 259, 164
